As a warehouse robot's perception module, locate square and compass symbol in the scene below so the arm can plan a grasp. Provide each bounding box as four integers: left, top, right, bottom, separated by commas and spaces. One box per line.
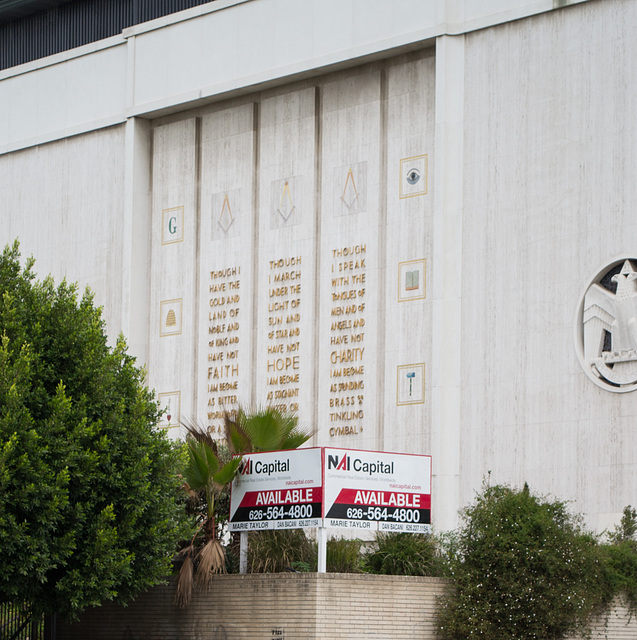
270, 176, 302, 228
211, 190, 242, 239
333, 162, 367, 216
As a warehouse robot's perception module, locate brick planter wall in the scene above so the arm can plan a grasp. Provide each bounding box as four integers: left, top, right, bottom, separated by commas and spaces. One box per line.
57, 573, 449, 640
57, 573, 637, 640
565, 599, 637, 640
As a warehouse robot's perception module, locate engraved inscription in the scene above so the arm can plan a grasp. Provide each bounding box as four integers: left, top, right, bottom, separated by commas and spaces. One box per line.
329, 244, 367, 437
266, 257, 302, 413
206, 267, 241, 435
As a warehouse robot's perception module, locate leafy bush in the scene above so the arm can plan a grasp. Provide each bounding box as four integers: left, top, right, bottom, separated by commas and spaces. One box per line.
437, 483, 609, 640
246, 529, 316, 573
602, 506, 637, 614
233, 532, 363, 574
608, 505, 637, 543
363, 532, 441, 576
602, 540, 637, 614
326, 537, 362, 573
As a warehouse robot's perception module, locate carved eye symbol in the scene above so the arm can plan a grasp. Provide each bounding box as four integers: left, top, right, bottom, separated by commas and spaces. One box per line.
406, 168, 421, 185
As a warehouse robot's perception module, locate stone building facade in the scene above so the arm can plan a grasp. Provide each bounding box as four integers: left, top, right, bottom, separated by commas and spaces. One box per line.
1, 0, 635, 532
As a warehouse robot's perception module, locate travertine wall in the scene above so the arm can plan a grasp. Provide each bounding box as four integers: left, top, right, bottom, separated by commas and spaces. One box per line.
0, 126, 127, 335
566, 602, 637, 640
1, 0, 635, 533
460, 0, 637, 531
148, 52, 436, 459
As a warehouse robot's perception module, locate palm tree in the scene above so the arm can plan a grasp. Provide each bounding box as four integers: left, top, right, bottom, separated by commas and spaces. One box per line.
175, 407, 314, 606
175, 422, 242, 607
224, 406, 316, 574
224, 405, 314, 454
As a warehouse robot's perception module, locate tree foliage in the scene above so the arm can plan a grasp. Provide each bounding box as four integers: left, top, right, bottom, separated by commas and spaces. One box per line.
602, 506, 637, 614
0, 241, 190, 619
437, 483, 609, 640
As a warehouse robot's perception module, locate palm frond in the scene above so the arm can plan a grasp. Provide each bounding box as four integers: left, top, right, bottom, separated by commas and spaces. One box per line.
184, 440, 212, 491
228, 405, 315, 453
224, 410, 251, 454
243, 409, 282, 451
195, 538, 226, 587
202, 440, 220, 476
212, 456, 243, 490
182, 418, 218, 453
280, 429, 315, 451
175, 551, 194, 608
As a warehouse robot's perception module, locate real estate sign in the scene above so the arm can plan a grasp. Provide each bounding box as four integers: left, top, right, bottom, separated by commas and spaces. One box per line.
228, 447, 432, 532
228, 448, 323, 531
323, 448, 432, 532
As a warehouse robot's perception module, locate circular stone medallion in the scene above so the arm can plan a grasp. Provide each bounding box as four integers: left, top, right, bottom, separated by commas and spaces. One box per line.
576, 258, 637, 392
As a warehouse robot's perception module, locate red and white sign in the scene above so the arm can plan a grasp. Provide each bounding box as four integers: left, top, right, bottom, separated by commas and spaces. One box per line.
323, 448, 432, 532
228, 448, 322, 531
228, 447, 432, 533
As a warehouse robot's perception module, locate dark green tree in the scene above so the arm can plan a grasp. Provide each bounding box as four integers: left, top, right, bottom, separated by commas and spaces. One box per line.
437, 483, 609, 640
0, 241, 190, 620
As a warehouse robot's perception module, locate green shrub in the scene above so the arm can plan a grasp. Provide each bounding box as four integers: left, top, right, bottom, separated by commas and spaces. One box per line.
228, 532, 364, 574
326, 537, 362, 573
246, 529, 315, 573
437, 483, 609, 640
363, 531, 440, 576
608, 505, 637, 543
602, 506, 637, 614
602, 539, 637, 613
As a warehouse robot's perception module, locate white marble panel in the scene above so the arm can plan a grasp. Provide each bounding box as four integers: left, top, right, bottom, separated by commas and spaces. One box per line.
148, 118, 198, 434
382, 54, 436, 455
0, 127, 126, 339
255, 89, 317, 434
130, 0, 439, 111
198, 104, 256, 437
318, 70, 381, 450
0, 44, 127, 153
460, 0, 637, 527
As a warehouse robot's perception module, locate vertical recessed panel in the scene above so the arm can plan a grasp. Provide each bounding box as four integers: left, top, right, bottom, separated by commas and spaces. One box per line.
198, 103, 256, 437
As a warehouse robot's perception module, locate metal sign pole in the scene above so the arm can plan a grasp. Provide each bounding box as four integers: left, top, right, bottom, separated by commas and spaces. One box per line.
317, 526, 327, 573
239, 531, 248, 574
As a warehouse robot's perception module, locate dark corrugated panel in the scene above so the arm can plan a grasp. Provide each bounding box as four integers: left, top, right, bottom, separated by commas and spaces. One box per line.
0, 0, 216, 70
0, 1, 74, 23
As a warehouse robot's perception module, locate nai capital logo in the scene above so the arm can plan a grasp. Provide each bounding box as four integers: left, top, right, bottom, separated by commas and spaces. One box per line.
576, 258, 637, 392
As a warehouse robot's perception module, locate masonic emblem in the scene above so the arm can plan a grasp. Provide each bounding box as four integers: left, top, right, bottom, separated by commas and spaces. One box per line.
579, 259, 637, 391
